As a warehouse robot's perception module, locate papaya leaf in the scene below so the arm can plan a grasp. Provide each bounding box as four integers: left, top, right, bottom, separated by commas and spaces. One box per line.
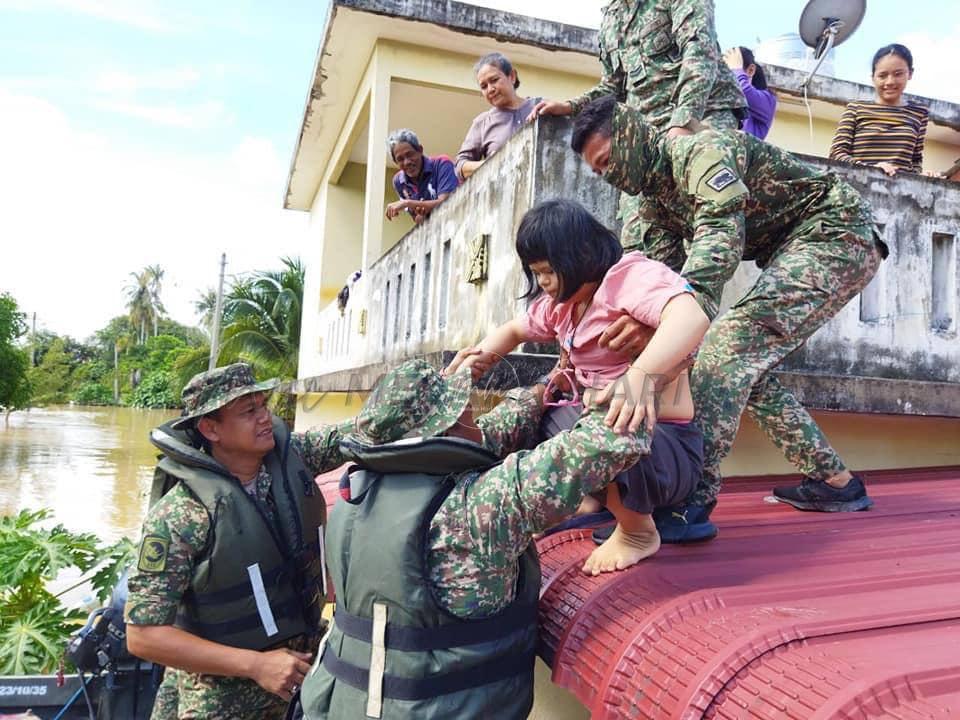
90, 537, 137, 603
0, 594, 82, 674
0, 509, 132, 674
0, 522, 99, 588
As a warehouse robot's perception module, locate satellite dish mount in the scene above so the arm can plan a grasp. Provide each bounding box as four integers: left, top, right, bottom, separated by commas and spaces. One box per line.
798, 0, 866, 90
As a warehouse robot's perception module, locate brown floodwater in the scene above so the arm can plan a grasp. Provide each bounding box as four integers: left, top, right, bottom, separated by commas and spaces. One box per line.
0, 405, 177, 543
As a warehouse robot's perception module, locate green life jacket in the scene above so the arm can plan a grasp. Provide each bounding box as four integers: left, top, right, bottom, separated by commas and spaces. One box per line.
148, 416, 327, 651
300, 436, 541, 720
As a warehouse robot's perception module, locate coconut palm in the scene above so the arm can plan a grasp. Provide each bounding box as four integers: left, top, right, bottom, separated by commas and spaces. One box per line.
194, 287, 218, 337
125, 266, 166, 344
220, 257, 304, 379
144, 264, 166, 337
125, 273, 150, 345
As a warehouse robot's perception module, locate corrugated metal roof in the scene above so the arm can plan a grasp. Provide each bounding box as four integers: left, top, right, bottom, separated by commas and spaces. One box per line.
537, 466, 960, 719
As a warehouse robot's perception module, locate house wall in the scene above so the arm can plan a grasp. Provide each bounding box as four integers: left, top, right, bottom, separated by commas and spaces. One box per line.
304, 118, 960, 385
296, 116, 960, 467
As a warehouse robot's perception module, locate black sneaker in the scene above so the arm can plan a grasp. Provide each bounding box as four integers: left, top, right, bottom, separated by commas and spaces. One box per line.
591, 501, 718, 545
772, 474, 873, 512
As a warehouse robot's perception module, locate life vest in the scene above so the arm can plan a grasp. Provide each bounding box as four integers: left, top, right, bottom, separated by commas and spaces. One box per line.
147, 416, 327, 651
299, 436, 541, 720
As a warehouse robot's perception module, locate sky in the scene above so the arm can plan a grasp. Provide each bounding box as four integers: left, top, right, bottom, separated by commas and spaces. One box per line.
1, 0, 957, 340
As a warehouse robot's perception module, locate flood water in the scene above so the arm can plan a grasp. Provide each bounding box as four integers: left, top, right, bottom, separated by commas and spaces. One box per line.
0, 406, 177, 543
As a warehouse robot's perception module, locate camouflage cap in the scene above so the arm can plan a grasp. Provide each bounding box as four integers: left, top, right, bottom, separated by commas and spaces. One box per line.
349, 359, 472, 445
170, 362, 279, 430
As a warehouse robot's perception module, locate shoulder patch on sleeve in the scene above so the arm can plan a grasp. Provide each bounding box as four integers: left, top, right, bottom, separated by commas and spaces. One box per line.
138, 535, 170, 572
705, 167, 738, 192
693, 161, 749, 205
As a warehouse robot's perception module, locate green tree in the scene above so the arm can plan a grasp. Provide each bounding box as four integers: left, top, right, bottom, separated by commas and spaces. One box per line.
73, 382, 114, 406
0, 293, 31, 420
130, 335, 190, 408
194, 287, 218, 337
125, 265, 166, 344
28, 338, 73, 405
221, 256, 304, 379
130, 370, 179, 408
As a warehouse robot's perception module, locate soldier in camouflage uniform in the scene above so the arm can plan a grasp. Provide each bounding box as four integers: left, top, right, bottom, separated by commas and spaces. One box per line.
570, 97, 886, 533
529, 0, 746, 255
126, 363, 354, 720
293, 358, 648, 718
348, 356, 646, 615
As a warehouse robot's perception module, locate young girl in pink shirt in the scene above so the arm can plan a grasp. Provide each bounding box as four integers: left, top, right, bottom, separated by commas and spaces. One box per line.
448, 199, 710, 574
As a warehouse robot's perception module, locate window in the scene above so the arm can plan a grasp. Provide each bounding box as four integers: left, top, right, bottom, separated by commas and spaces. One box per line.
859, 224, 884, 323
438, 240, 451, 330
932, 233, 956, 332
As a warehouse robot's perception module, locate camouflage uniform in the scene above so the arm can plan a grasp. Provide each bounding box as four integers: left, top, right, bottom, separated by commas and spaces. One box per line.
344, 360, 648, 617
600, 103, 883, 506
126, 364, 354, 720
567, 0, 746, 251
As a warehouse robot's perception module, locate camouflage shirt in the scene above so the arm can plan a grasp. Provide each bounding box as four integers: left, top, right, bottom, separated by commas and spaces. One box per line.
605, 104, 875, 319
126, 420, 354, 720
428, 388, 645, 618
568, 0, 746, 130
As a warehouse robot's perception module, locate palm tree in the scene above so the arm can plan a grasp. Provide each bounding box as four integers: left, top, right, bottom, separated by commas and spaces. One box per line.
125, 272, 150, 345
124, 266, 166, 344
144, 264, 166, 337
220, 257, 304, 379
194, 287, 218, 336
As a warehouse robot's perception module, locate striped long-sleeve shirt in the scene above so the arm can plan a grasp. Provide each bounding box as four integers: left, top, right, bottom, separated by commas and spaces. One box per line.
829, 101, 929, 173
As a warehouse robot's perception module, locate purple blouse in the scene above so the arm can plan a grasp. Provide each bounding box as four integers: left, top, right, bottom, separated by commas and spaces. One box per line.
734, 70, 776, 140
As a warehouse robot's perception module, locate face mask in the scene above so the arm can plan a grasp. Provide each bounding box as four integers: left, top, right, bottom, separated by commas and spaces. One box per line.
603, 145, 643, 195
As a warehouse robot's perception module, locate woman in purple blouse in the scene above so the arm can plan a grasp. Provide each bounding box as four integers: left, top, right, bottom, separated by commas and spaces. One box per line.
724, 46, 776, 140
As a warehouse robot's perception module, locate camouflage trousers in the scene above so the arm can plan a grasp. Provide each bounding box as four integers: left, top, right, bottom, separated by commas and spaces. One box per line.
621, 108, 740, 254
149, 667, 290, 720
688, 216, 883, 506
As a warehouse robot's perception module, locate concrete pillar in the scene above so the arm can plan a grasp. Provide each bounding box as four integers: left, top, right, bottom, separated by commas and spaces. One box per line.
361, 47, 392, 270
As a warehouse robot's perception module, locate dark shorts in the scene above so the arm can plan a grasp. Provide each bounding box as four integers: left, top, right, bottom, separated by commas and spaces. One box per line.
540, 405, 703, 514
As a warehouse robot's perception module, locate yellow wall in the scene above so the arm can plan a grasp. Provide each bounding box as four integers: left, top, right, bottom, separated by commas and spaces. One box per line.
382, 166, 411, 254
293, 391, 368, 432
319, 161, 366, 306
722, 410, 960, 477
766, 106, 843, 156
380, 40, 597, 109
296, 389, 960, 475
530, 660, 588, 720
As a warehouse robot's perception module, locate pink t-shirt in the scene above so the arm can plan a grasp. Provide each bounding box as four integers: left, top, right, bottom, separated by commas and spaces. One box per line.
523, 252, 693, 389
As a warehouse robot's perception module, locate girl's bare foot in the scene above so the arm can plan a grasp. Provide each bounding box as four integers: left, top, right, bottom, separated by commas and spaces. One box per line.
582, 524, 660, 575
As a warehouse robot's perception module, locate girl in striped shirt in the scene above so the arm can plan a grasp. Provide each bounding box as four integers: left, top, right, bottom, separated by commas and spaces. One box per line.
829, 44, 928, 176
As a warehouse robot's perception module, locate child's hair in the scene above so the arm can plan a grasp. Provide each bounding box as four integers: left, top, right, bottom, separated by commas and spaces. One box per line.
871, 43, 914, 74
739, 46, 769, 91
516, 199, 622, 302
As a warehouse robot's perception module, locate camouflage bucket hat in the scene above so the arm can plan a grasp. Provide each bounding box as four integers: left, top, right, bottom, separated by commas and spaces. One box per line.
170, 362, 279, 430
350, 359, 473, 445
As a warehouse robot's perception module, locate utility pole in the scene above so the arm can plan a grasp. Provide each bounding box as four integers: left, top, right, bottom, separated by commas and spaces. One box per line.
113, 341, 119, 404
30, 312, 37, 366
208, 253, 227, 371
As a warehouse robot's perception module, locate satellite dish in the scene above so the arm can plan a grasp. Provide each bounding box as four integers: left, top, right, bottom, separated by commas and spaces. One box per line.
798, 0, 866, 88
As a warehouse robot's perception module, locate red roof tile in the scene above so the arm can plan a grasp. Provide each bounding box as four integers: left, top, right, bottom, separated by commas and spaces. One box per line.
536, 466, 960, 719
